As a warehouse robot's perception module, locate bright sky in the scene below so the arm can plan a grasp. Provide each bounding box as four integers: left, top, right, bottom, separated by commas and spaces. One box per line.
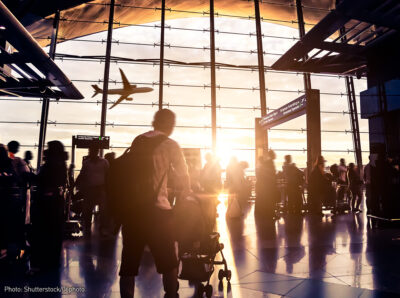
0, 17, 369, 173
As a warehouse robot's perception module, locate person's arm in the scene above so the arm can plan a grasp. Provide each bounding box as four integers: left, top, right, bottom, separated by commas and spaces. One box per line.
75, 159, 88, 189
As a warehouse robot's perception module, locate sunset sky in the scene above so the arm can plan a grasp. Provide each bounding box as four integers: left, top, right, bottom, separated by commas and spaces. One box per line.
0, 16, 369, 173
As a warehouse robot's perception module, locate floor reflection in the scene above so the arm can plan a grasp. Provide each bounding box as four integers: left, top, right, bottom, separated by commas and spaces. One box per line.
2, 198, 400, 297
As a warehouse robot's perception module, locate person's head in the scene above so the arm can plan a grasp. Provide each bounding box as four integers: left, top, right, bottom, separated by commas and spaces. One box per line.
24, 151, 33, 161
43, 140, 68, 162
284, 155, 292, 164
330, 164, 338, 175
315, 155, 326, 172
7, 140, 20, 154
152, 109, 176, 136
104, 152, 116, 162
88, 146, 99, 158
348, 162, 355, 170
340, 158, 345, 165
267, 150, 276, 161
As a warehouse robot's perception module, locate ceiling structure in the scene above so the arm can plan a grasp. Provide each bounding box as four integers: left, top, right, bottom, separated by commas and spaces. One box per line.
3, 0, 336, 47
272, 0, 400, 77
0, 1, 83, 99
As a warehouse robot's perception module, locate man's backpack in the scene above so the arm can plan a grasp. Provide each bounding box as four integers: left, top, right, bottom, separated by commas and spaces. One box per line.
106, 134, 167, 222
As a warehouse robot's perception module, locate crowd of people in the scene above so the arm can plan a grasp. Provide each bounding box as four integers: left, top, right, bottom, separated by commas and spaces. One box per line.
1, 109, 400, 298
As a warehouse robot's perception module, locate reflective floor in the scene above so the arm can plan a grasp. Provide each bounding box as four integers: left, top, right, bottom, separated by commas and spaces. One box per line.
2, 195, 400, 297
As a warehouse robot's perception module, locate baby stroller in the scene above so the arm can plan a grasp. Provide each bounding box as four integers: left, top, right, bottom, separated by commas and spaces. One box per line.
175, 195, 231, 298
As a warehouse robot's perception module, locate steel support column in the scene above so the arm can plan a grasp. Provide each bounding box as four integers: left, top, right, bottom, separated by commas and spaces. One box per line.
210, 0, 217, 152
295, 0, 312, 91
337, 11, 363, 168
345, 76, 363, 168
158, 0, 166, 110
37, 10, 60, 170
100, 0, 115, 156
254, 0, 268, 154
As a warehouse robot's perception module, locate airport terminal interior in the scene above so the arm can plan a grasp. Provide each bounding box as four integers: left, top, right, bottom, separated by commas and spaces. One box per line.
1, 0, 400, 297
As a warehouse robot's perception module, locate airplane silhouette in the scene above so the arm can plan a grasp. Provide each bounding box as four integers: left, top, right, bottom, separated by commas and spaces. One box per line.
92, 68, 153, 109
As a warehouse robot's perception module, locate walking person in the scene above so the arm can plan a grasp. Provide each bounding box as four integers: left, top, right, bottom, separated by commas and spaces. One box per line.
348, 163, 363, 213
200, 152, 222, 195
119, 109, 190, 298
337, 158, 348, 202
76, 145, 109, 236
286, 161, 305, 214
0, 144, 20, 261
30, 141, 68, 272
264, 150, 279, 219
363, 156, 373, 215
308, 156, 330, 215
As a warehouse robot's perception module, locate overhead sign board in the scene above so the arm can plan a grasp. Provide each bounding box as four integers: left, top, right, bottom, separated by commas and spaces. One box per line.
260, 95, 307, 130
74, 135, 110, 149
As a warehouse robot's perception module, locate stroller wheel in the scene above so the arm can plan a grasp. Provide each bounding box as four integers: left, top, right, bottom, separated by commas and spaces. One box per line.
218, 269, 224, 281
205, 285, 213, 298
226, 270, 232, 281
196, 283, 204, 297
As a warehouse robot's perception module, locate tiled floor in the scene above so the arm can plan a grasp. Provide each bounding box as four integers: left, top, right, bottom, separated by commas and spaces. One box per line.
2, 196, 400, 297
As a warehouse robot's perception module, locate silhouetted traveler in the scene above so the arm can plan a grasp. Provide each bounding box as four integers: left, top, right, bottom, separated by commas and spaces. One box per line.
370, 154, 386, 216
4, 141, 28, 260
200, 152, 222, 195
24, 151, 34, 173
308, 156, 329, 215
363, 156, 373, 214
330, 164, 339, 181
0, 144, 20, 260
7, 141, 29, 186
226, 157, 240, 196
263, 150, 279, 219
187, 159, 201, 193
104, 152, 119, 234
337, 158, 348, 202
238, 161, 251, 205
325, 166, 337, 212
119, 109, 190, 298
348, 163, 363, 213
282, 155, 292, 208
23, 151, 35, 226
77, 146, 109, 236
286, 162, 304, 214
255, 156, 267, 215
31, 141, 68, 271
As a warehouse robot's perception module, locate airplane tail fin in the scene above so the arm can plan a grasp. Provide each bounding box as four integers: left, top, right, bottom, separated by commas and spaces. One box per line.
91, 85, 102, 98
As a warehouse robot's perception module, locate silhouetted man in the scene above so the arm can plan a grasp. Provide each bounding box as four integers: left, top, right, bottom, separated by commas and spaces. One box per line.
77, 146, 109, 235
120, 109, 190, 298
7, 141, 29, 184
337, 158, 348, 202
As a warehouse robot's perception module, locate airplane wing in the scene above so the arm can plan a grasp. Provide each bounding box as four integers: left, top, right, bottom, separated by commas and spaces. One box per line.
109, 95, 127, 109
119, 68, 131, 90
